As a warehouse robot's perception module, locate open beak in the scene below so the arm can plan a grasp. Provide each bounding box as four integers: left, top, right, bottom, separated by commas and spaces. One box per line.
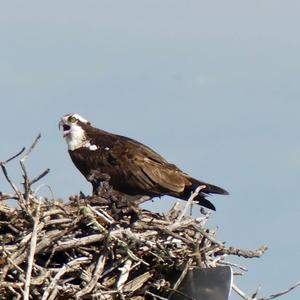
59, 120, 71, 137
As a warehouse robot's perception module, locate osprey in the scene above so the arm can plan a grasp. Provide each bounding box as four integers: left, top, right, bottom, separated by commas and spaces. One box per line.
59, 113, 228, 210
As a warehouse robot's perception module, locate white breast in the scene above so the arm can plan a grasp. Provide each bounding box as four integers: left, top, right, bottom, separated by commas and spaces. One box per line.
65, 124, 85, 150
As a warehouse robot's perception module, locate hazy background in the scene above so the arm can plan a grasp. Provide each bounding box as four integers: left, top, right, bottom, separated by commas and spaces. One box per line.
1, 1, 300, 298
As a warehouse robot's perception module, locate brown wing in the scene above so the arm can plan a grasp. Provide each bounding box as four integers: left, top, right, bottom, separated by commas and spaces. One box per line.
84, 127, 190, 197
135, 156, 188, 193
108, 140, 188, 196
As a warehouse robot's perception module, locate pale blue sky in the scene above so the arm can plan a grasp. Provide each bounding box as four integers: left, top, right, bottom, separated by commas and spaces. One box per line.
1, 1, 300, 298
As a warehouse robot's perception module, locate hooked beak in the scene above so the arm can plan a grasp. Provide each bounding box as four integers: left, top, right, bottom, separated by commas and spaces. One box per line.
59, 120, 71, 137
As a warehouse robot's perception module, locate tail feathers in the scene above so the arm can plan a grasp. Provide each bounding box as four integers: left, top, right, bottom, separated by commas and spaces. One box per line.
190, 178, 229, 195
195, 195, 216, 211
184, 177, 229, 211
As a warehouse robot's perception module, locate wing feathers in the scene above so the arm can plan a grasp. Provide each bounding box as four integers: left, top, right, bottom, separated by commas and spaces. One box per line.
140, 158, 186, 193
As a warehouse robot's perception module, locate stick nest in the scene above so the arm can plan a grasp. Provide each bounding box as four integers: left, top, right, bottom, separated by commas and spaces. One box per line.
0, 186, 268, 300
0, 139, 269, 300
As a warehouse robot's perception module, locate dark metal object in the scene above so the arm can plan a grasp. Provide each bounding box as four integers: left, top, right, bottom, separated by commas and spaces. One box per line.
169, 266, 232, 300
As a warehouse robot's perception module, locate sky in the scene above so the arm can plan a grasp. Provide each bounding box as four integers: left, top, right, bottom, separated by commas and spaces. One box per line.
1, 1, 300, 299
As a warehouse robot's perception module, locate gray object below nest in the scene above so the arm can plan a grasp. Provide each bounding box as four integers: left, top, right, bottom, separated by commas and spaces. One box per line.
169, 266, 232, 300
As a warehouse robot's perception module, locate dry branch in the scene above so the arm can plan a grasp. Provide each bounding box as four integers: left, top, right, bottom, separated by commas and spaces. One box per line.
23, 198, 41, 300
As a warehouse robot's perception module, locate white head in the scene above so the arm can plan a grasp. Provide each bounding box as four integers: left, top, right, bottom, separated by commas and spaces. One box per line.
59, 113, 91, 151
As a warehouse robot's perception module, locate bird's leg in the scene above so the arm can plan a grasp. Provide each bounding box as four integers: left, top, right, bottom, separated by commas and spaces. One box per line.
91, 181, 101, 195
87, 170, 111, 197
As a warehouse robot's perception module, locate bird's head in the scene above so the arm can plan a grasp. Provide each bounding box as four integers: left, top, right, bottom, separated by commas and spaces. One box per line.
59, 113, 91, 151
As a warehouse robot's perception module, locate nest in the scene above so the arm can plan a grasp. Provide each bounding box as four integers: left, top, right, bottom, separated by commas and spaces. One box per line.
0, 138, 272, 300
0, 185, 269, 300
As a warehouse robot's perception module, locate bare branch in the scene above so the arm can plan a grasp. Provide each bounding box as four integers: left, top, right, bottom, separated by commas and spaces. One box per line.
0, 164, 23, 202
176, 185, 206, 222
20, 134, 42, 199
216, 245, 268, 258
1, 147, 25, 165
117, 259, 132, 290
232, 283, 254, 300
29, 168, 50, 187
258, 280, 300, 300
23, 198, 41, 300
22, 133, 42, 159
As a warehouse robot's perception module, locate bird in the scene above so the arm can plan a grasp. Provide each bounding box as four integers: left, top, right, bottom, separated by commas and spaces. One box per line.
59, 113, 228, 210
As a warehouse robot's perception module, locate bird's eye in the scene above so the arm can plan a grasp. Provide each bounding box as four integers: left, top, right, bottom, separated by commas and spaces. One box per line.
68, 116, 77, 123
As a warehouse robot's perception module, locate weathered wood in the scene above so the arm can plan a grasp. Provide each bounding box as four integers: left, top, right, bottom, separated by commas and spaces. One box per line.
0, 140, 298, 300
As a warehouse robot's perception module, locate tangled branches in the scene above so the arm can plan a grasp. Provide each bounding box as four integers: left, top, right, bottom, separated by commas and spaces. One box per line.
0, 137, 299, 299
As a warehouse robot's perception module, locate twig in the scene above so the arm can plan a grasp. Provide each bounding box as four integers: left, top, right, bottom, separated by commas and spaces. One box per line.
252, 285, 261, 298
0, 164, 23, 201
34, 184, 54, 199
117, 259, 132, 290
87, 204, 115, 225
0, 148, 26, 210
30, 168, 50, 186
75, 255, 107, 299
0, 192, 18, 201
20, 134, 42, 200
23, 198, 41, 300
0, 282, 24, 289
232, 283, 254, 300
123, 271, 152, 293
172, 258, 192, 290
22, 134, 41, 159
216, 245, 268, 258
1, 249, 25, 274
259, 280, 300, 300
7, 286, 22, 300
233, 280, 300, 300
192, 225, 224, 248
175, 185, 206, 223
0, 147, 25, 165
81, 206, 149, 266
54, 233, 105, 252
41, 257, 90, 300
